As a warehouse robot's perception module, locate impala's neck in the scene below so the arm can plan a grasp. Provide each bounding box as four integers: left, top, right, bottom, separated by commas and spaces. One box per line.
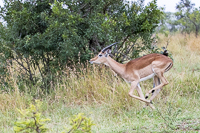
105, 56, 126, 76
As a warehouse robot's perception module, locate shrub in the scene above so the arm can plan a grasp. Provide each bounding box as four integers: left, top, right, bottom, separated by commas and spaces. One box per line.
14, 100, 51, 133
63, 113, 95, 133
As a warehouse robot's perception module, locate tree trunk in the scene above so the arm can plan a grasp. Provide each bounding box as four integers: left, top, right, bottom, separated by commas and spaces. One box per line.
195, 25, 199, 38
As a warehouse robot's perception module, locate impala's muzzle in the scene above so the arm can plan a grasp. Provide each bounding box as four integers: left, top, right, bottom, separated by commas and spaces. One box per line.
89, 56, 98, 64
89, 60, 93, 64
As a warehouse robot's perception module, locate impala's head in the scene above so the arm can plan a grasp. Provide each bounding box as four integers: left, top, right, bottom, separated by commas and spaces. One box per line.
89, 42, 118, 65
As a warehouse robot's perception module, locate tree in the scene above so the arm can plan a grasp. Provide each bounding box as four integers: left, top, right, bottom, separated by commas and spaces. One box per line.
175, 0, 200, 37
156, 12, 179, 35
0, 0, 163, 90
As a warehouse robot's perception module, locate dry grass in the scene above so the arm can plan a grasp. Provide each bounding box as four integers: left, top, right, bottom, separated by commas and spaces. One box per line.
0, 33, 200, 132
158, 33, 200, 54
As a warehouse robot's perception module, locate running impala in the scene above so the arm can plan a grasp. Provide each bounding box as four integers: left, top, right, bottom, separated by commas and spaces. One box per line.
90, 42, 173, 109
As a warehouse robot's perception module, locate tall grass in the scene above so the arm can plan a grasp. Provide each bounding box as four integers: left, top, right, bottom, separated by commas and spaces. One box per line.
0, 33, 200, 132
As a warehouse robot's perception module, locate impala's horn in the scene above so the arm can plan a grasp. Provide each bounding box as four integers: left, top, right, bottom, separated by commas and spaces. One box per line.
101, 42, 119, 53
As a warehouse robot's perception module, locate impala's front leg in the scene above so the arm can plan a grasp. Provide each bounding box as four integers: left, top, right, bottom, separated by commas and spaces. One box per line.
129, 81, 151, 104
136, 84, 155, 109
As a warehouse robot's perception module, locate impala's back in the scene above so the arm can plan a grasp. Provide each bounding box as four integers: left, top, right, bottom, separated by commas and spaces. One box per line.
126, 53, 172, 75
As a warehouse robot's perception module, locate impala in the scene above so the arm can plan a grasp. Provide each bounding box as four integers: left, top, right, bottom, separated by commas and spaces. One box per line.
89, 42, 173, 109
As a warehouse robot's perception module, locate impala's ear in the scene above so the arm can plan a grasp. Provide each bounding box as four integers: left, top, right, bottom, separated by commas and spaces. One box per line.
105, 49, 111, 54
105, 49, 111, 57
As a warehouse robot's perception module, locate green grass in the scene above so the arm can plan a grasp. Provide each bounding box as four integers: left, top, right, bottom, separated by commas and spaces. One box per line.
1, 101, 200, 132
1, 33, 200, 132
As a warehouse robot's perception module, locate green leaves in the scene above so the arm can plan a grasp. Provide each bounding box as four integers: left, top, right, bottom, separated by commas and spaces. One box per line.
175, 0, 200, 37
14, 100, 95, 133
63, 113, 95, 133
14, 100, 51, 133
50, 0, 64, 16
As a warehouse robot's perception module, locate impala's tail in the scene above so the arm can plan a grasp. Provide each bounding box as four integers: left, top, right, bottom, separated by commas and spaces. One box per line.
162, 47, 168, 56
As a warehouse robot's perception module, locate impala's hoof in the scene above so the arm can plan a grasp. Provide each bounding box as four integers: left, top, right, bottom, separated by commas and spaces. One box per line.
145, 94, 149, 99
151, 90, 155, 93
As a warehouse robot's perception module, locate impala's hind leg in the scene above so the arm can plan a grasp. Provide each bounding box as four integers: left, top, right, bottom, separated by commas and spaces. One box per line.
145, 72, 168, 99
150, 76, 162, 102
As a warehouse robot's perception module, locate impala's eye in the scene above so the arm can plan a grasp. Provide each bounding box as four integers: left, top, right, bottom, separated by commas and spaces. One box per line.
98, 54, 102, 57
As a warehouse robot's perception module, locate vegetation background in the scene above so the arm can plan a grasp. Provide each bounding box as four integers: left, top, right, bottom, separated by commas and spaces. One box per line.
0, 0, 200, 132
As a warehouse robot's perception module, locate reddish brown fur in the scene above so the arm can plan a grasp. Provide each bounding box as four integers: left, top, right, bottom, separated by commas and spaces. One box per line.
124, 53, 173, 80
126, 53, 172, 70
90, 50, 173, 108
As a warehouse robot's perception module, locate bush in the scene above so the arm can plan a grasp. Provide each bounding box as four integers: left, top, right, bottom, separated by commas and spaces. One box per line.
63, 113, 95, 133
0, 0, 163, 90
14, 100, 51, 133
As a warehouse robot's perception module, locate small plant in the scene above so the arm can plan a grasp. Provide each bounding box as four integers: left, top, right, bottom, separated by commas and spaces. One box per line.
156, 102, 182, 130
63, 113, 95, 133
14, 100, 51, 133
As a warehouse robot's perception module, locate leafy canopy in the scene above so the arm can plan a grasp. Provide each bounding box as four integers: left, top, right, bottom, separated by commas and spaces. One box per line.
0, 0, 163, 89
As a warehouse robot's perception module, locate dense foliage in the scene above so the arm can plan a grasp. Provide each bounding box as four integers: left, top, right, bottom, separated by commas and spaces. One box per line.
0, 0, 163, 90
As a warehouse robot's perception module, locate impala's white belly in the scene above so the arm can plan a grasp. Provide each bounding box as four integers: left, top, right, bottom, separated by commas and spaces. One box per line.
139, 73, 155, 82
123, 73, 155, 83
